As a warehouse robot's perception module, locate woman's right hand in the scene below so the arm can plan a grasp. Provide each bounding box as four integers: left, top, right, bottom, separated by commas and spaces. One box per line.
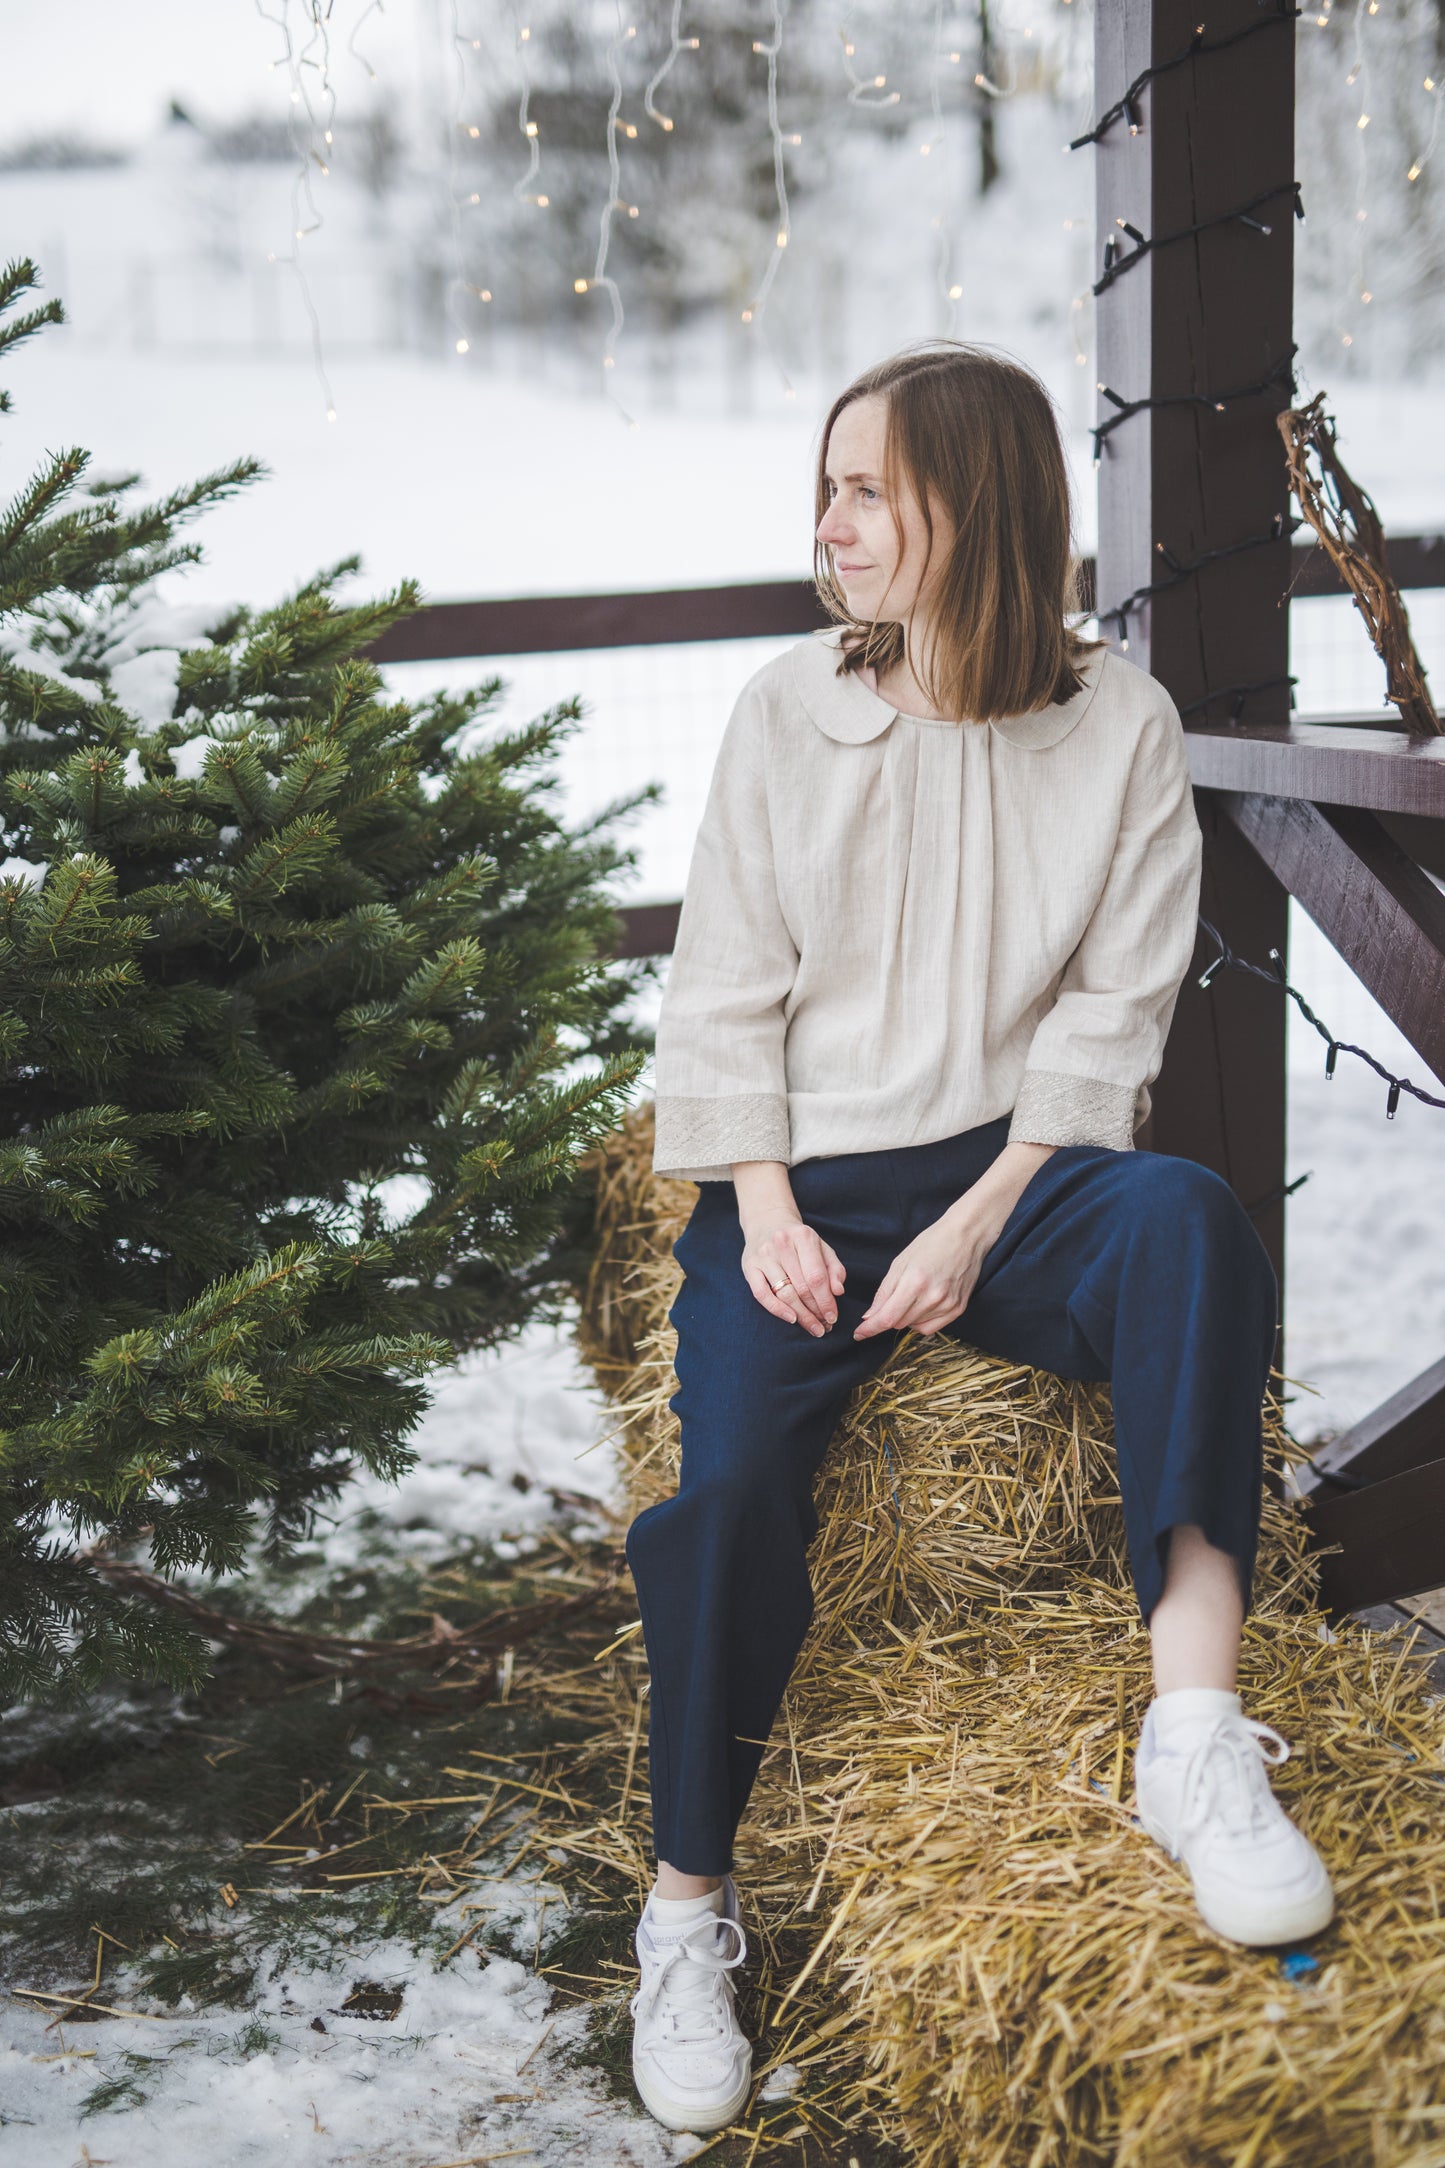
740, 1209, 845, 1335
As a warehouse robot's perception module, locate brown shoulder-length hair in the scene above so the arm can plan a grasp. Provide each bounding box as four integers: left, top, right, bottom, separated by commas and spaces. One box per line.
813, 341, 1105, 721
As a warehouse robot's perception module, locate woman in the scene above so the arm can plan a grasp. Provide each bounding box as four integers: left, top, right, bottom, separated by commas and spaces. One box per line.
624, 342, 1333, 2138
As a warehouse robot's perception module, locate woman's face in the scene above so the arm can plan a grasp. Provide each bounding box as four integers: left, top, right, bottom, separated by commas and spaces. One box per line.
815, 393, 950, 624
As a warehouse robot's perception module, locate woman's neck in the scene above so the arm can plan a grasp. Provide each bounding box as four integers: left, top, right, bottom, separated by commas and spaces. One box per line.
862, 630, 954, 722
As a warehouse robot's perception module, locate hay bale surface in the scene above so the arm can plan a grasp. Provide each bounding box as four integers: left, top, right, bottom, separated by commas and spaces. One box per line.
571, 1107, 1445, 2167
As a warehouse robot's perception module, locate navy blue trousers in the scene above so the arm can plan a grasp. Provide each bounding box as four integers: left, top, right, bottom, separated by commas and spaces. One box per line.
624, 1116, 1279, 1875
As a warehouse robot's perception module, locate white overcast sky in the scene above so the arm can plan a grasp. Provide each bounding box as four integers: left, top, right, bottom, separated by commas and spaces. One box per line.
0, 0, 439, 146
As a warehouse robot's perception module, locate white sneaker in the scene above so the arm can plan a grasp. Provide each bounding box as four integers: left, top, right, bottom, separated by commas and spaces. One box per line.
1134, 1689, 1335, 1946
630, 1876, 752, 2133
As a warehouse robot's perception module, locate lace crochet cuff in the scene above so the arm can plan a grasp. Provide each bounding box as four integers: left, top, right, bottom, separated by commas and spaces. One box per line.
653, 1092, 792, 1181
1007, 1069, 1139, 1152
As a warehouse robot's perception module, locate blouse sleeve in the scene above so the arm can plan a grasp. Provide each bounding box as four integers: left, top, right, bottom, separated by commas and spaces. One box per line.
652, 681, 799, 1180
1006, 691, 1203, 1152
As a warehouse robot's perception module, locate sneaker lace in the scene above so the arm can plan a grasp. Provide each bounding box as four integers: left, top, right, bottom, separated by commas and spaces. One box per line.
1176, 1715, 1291, 1841
630, 1914, 748, 2043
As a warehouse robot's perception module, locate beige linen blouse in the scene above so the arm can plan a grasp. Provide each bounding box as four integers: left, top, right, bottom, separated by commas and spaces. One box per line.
651, 625, 1204, 1182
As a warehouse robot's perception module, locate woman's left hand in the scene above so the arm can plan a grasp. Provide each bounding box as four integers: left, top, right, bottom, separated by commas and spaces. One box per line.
854, 1141, 1056, 1339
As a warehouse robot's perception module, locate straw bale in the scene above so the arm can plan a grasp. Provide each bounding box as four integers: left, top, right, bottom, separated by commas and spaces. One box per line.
566, 1107, 1445, 2166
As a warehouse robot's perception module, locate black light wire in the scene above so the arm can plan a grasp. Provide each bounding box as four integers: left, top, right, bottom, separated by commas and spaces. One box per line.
1068, 2, 1304, 151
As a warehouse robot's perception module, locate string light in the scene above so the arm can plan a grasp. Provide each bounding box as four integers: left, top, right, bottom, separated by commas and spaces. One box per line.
644, 0, 699, 132
1196, 916, 1445, 1120
922, 0, 962, 331
1407, 72, 1443, 183
1177, 674, 1298, 721
252, 0, 339, 421
739, 0, 794, 398
1095, 514, 1298, 644
836, 15, 902, 106
511, 2, 546, 207
1090, 347, 1299, 464
1094, 182, 1305, 297
579, 2, 637, 423
1067, 5, 1303, 151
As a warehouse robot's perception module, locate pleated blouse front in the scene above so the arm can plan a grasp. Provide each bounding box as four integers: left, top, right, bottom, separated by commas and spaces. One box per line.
651, 626, 1204, 1184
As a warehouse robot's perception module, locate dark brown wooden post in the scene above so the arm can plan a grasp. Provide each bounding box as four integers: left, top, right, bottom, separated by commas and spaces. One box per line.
1092, 0, 1297, 1316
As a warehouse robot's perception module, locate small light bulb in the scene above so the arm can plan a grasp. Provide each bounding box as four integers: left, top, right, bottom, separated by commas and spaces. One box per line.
603, 355, 615, 368
948, 284, 962, 299
480, 289, 492, 302
326, 407, 337, 422
625, 122, 636, 137
470, 192, 480, 204
741, 308, 753, 322
575, 278, 589, 292
776, 230, 787, 246
456, 338, 469, 353
1409, 163, 1422, 181
468, 124, 480, 137
1357, 112, 1370, 128
324, 130, 333, 144
536, 194, 549, 206
525, 121, 538, 136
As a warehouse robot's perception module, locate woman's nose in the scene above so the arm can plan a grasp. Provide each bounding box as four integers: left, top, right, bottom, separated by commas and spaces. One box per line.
817, 504, 852, 545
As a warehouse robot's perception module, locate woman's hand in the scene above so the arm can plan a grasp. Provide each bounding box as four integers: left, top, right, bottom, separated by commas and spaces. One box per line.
854, 1141, 1056, 1340
740, 1208, 846, 1335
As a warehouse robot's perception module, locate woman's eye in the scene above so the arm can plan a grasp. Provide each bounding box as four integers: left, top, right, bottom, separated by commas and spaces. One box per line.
859, 486, 879, 503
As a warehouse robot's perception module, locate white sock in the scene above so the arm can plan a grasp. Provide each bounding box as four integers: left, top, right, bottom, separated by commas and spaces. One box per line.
1150, 1686, 1241, 1744
648, 1883, 725, 1927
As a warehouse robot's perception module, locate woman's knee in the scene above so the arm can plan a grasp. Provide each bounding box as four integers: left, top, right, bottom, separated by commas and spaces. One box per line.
1130, 1153, 1277, 1305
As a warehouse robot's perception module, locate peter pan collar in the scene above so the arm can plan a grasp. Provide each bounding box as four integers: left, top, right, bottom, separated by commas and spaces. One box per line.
789, 625, 1108, 750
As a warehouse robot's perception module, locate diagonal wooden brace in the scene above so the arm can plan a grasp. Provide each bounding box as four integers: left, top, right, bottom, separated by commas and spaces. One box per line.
1217, 791, 1445, 1086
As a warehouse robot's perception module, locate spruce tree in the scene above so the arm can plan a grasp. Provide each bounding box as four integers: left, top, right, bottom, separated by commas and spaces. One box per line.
0, 259, 656, 1702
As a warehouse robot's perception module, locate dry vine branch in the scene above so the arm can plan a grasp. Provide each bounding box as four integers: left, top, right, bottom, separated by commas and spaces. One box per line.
1279, 391, 1441, 735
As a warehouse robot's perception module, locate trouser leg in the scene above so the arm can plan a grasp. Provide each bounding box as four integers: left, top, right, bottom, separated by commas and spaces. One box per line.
923, 1140, 1279, 1624
625, 1157, 915, 1876
624, 1132, 1026, 1878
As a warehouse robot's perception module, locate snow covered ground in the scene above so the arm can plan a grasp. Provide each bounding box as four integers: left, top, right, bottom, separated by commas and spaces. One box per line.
5, 26, 1445, 2157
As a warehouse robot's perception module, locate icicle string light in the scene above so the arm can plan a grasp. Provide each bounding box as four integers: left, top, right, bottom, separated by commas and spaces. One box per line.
643, 0, 700, 131
582, 5, 638, 425
745, 0, 792, 359
253, 0, 340, 420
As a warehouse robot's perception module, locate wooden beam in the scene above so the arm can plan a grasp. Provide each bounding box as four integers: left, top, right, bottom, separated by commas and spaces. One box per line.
1093, 0, 1297, 724
1309, 1457, 1445, 1612
366, 580, 831, 664
1297, 1351, 1445, 1498
360, 534, 1445, 669
1143, 797, 1289, 1296
1187, 720, 1445, 815
613, 900, 681, 959
1093, 0, 1296, 1326
1220, 791, 1445, 1084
